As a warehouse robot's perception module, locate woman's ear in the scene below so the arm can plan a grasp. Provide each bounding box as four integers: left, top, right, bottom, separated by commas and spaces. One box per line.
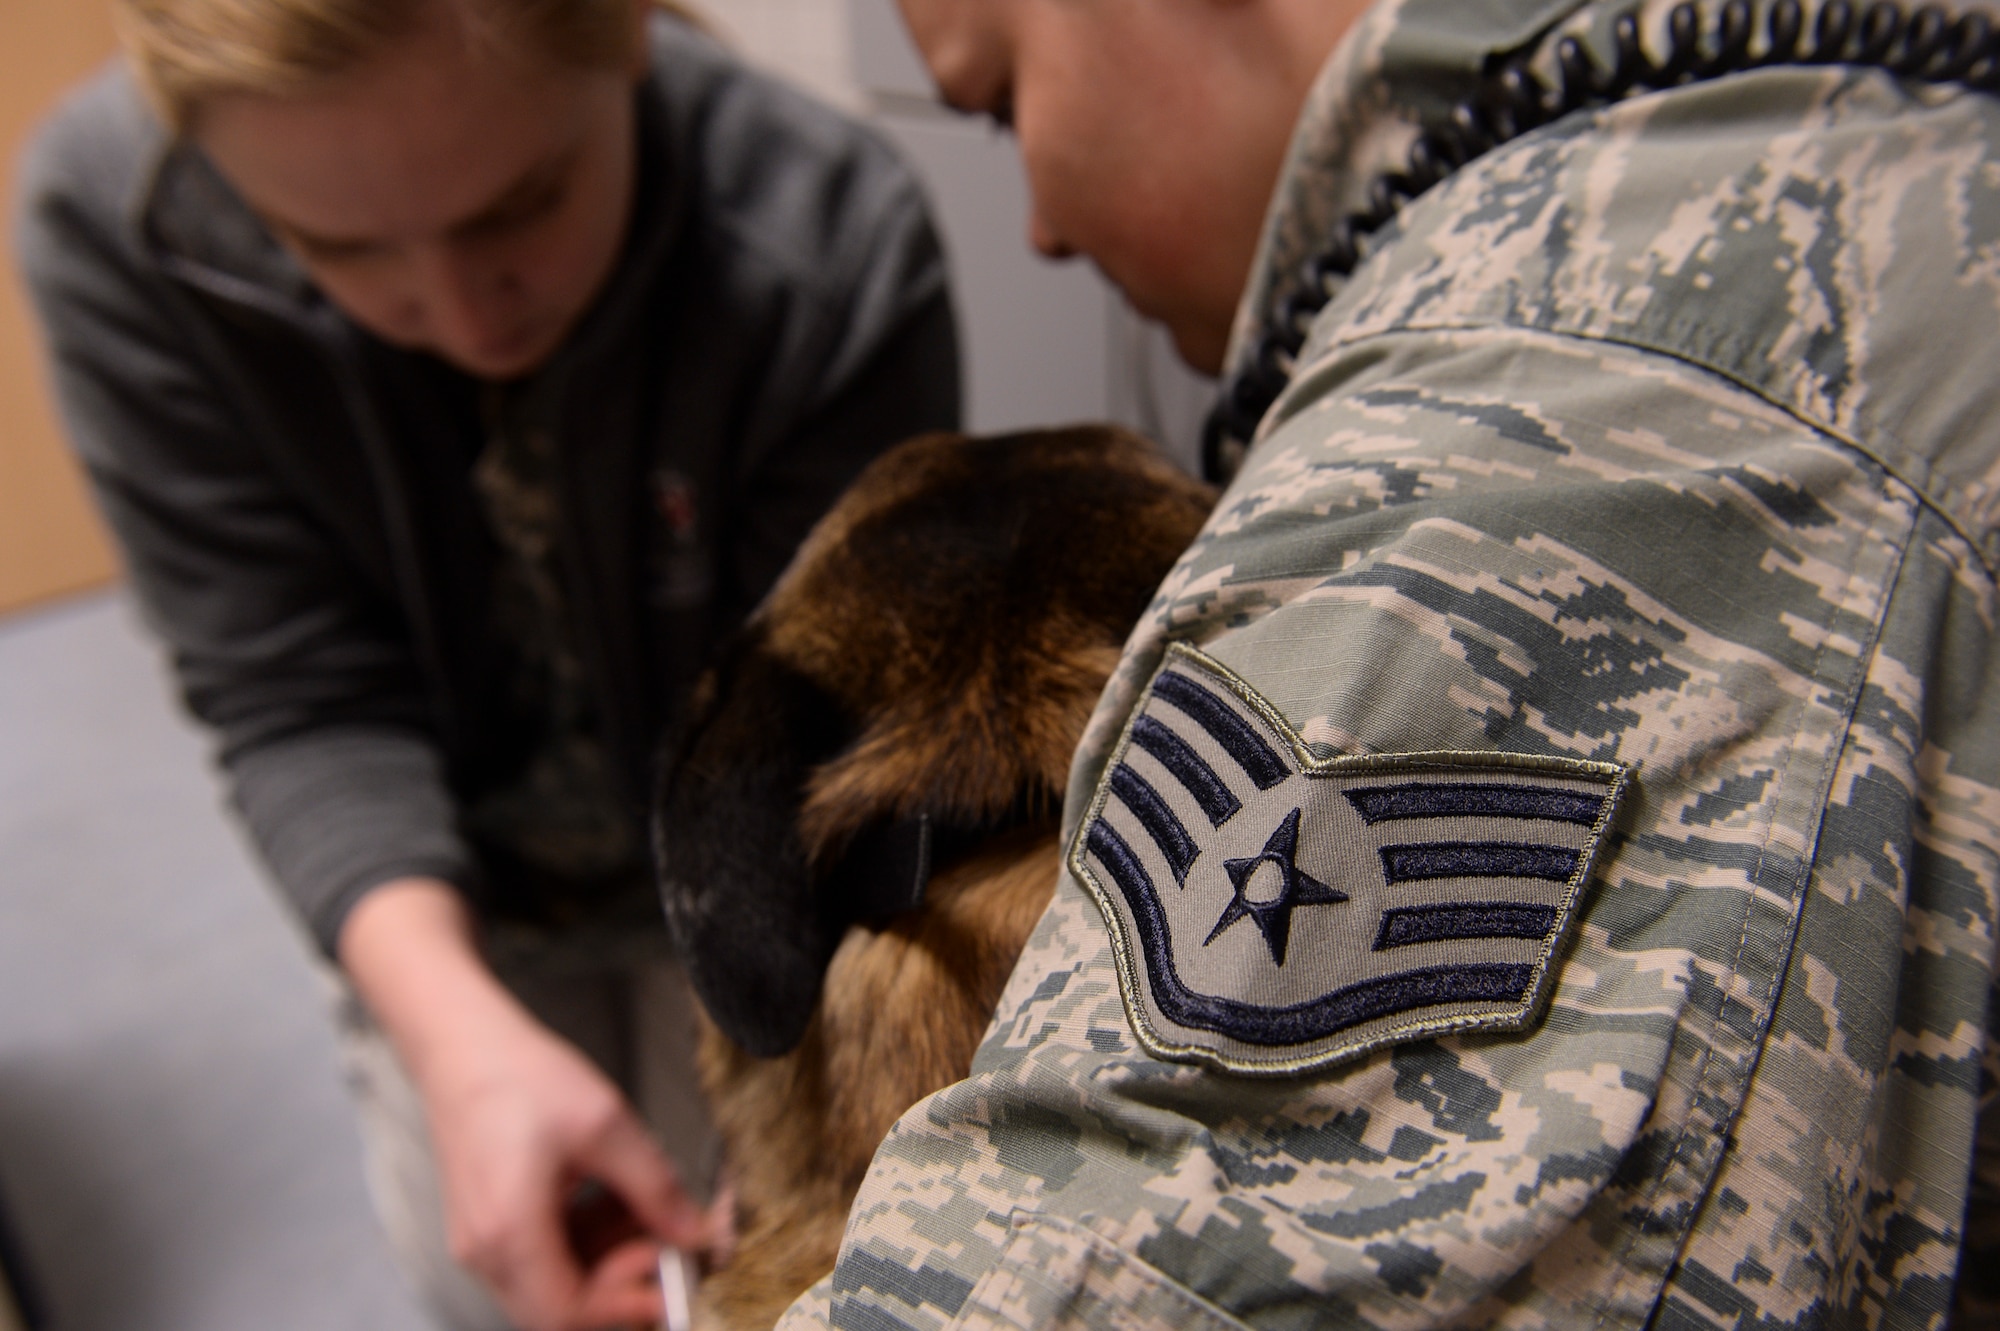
653, 636, 852, 1057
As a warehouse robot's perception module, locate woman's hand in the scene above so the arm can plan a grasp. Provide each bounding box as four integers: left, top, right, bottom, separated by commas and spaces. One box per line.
420, 995, 697, 1329
339, 878, 711, 1331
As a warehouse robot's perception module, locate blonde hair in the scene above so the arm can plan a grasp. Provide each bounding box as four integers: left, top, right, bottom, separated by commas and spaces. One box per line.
116, 0, 693, 131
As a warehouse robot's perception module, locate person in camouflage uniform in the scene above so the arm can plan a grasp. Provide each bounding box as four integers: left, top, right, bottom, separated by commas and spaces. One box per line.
773, 0, 2000, 1326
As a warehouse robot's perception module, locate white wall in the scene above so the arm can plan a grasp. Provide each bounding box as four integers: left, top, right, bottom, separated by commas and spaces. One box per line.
687, 0, 863, 110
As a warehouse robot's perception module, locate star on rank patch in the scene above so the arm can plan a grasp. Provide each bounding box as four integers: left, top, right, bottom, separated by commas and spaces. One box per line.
1070, 643, 1630, 1075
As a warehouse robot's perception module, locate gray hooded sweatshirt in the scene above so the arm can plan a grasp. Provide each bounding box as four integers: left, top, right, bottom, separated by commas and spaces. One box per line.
13, 16, 960, 952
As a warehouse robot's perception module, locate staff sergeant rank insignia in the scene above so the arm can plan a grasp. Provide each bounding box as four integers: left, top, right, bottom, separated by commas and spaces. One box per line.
1071, 643, 1630, 1075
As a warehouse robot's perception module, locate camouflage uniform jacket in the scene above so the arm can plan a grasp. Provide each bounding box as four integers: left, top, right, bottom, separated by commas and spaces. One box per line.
779, 0, 2000, 1326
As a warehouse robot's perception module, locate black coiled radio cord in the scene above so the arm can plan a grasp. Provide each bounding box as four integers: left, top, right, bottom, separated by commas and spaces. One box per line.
1202, 0, 2000, 482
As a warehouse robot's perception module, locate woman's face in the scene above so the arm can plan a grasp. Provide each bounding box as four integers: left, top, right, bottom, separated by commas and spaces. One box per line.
197, 13, 641, 380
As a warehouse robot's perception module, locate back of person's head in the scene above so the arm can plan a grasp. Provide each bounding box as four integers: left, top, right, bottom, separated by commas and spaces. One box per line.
115, 0, 672, 130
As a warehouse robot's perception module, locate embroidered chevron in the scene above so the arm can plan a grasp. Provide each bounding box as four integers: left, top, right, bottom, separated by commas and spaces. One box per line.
1071, 643, 1630, 1076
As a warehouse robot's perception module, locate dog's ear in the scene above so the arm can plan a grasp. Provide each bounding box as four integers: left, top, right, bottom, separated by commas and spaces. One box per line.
653, 633, 853, 1057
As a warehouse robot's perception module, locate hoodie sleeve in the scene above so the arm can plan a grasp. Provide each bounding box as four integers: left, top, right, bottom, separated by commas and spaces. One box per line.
12, 70, 477, 955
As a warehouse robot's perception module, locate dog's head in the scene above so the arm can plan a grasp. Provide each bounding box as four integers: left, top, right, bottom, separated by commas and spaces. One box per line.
653, 426, 1215, 1056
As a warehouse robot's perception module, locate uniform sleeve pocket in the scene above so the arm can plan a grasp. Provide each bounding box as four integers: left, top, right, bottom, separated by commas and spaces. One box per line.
948, 1212, 1254, 1331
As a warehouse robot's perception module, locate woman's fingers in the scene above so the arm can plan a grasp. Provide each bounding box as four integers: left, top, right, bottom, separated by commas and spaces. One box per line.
571, 1238, 671, 1328
422, 1011, 679, 1330
492, 1199, 592, 1331
704, 1173, 739, 1268
572, 1105, 707, 1250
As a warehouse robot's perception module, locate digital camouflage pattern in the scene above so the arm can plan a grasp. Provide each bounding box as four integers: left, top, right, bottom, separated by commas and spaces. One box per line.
775, 0, 2000, 1326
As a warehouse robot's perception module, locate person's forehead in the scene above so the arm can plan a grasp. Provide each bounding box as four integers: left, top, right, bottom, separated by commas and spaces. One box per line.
196, 30, 590, 242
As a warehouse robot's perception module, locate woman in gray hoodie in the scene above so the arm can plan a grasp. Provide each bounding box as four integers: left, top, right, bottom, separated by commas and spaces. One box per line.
14, 1, 959, 1325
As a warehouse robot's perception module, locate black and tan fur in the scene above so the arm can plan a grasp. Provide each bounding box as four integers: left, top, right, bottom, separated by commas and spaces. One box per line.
653, 426, 1213, 1329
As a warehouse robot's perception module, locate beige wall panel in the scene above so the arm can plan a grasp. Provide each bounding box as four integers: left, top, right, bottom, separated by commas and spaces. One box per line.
0, 0, 120, 617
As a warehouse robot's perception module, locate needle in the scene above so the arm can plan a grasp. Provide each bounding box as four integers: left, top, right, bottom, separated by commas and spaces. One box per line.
657, 1246, 696, 1331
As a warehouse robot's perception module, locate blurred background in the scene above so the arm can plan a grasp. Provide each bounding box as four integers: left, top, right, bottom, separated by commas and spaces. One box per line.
0, 0, 1212, 1326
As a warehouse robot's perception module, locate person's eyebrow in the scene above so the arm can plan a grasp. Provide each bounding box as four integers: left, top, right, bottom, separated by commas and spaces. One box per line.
270, 145, 576, 253
445, 145, 576, 240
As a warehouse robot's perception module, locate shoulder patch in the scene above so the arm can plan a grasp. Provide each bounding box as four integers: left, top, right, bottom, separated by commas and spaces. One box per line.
1069, 643, 1629, 1076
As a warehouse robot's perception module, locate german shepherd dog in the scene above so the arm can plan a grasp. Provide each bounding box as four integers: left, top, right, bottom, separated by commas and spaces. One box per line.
653, 425, 1214, 1329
